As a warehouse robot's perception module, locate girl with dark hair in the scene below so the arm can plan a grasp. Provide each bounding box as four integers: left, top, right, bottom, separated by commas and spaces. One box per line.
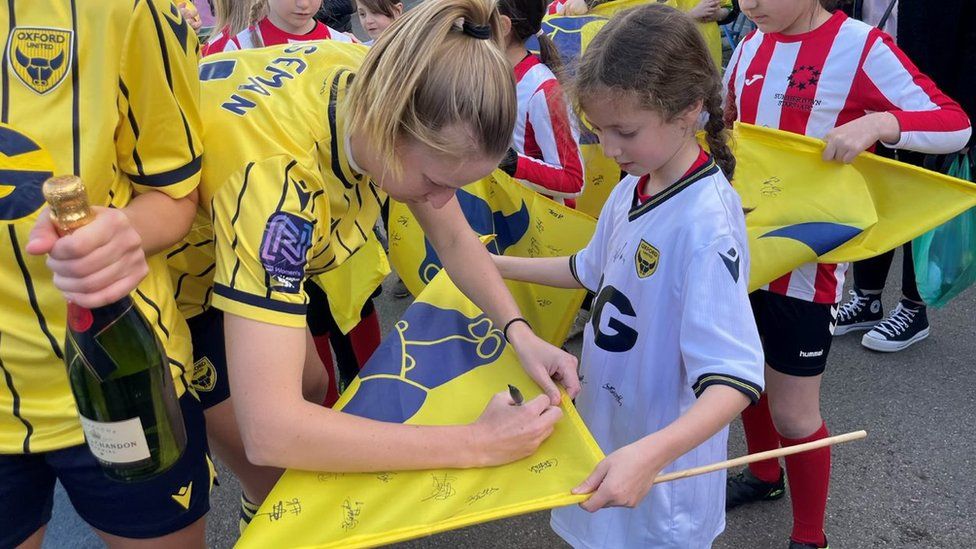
496, 0, 585, 207
493, 5, 763, 546
356, 0, 404, 44
725, 1, 970, 547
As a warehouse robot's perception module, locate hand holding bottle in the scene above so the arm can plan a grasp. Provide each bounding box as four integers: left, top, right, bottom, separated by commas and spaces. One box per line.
30, 176, 187, 482
27, 204, 148, 308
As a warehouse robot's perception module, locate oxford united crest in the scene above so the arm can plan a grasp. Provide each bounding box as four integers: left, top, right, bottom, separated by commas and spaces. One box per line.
635, 239, 659, 279
8, 27, 73, 95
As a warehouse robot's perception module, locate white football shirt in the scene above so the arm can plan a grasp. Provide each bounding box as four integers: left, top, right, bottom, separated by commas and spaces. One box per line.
551, 158, 764, 548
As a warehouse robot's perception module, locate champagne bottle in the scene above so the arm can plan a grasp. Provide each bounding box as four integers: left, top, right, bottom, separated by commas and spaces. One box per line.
43, 175, 187, 482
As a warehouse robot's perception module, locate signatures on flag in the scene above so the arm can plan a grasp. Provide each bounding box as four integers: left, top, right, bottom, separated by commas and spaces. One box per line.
529, 458, 559, 474
341, 499, 364, 531
257, 498, 302, 523
466, 487, 500, 506
761, 176, 783, 198
422, 473, 457, 501
317, 472, 345, 482
375, 471, 397, 483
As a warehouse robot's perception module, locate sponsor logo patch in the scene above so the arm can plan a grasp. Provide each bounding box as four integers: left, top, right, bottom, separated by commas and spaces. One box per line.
260, 212, 314, 294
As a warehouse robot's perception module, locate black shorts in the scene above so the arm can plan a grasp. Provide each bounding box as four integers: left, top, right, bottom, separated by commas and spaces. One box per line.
304, 279, 379, 337
0, 394, 213, 546
187, 307, 230, 409
750, 290, 839, 377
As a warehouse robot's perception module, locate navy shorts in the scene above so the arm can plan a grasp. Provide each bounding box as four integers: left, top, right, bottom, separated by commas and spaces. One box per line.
750, 290, 839, 377
187, 307, 231, 409
0, 394, 214, 546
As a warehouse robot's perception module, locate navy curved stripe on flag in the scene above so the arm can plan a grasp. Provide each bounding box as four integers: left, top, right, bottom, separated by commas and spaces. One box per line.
341, 302, 506, 423
759, 222, 863, 256
418, 188, 530, 284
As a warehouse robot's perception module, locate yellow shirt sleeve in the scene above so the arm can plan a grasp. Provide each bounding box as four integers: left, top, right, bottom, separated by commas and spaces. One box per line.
211, 156, 330, 328
116, 0, 203, 199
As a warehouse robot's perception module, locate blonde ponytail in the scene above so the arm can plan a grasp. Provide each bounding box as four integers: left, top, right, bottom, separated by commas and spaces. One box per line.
347, 0, 517, 177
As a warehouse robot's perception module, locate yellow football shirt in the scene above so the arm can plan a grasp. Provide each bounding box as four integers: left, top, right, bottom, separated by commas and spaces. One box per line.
0, 0, 202, 453
192, 42, 385, 328
670, 0, 733, 67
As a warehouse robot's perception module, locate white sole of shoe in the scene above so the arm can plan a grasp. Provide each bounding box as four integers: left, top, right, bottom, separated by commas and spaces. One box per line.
833, 321, 879, 336
861, 327, 930, 352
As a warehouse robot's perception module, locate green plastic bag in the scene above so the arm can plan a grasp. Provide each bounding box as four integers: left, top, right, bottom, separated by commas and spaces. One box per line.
913, 150, 976, 308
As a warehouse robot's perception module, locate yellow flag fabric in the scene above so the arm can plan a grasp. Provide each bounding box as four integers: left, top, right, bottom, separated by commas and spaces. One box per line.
589, 0, 655, 18
587, 0, 730, 66
236, 271, 605, 549
311, 235, 390, 335
388, 170, 596, 345
733, 123, 976, 291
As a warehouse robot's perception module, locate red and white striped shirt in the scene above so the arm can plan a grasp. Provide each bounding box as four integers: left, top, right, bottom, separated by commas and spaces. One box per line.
513, 55, 585, 207
202, 17, 355, 56
546, 0, 569, 15
724, 11, 971, 304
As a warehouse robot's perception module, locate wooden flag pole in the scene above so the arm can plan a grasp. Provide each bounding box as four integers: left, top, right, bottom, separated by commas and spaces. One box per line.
653, 430, 867, 485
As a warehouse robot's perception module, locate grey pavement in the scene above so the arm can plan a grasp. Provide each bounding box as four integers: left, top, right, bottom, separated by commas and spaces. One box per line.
46, 257, 976, 548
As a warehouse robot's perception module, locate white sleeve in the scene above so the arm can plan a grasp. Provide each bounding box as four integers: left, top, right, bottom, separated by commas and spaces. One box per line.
680, 235, 764, 402
569, 187, 621, 292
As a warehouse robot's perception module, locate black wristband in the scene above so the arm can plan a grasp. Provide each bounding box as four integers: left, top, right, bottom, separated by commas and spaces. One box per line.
502, 317, 531, 343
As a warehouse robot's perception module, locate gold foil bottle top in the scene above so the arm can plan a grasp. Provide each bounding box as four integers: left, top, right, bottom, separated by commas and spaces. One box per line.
42, 175, 94, 235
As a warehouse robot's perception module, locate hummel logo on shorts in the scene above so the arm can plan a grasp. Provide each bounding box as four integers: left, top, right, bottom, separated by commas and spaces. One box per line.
799, 349, 824, 358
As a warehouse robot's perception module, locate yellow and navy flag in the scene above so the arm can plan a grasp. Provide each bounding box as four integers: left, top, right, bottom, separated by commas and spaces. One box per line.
734, 123, 976, 290
589, 0, 655, 18
586, 0, 730, 66
236, 271, 604, 549
388, 170, 596, 345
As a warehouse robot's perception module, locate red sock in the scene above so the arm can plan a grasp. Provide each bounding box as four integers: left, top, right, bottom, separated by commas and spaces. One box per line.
348, 309, 381, 368
780, 422, 830, 547
741, 393, 782, 483
312, 333, 341, 408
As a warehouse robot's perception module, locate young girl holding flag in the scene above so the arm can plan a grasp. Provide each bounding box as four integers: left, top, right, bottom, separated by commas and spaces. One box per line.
724, 1, 970, 547
494, 5, 764, 546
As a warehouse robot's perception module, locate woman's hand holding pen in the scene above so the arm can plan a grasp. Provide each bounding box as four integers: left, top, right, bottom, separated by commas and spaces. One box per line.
467, 389, 563, 467
506, 320, 581, 406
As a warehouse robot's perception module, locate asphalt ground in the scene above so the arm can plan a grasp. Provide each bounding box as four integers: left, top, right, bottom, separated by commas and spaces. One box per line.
45, 254, 976, 548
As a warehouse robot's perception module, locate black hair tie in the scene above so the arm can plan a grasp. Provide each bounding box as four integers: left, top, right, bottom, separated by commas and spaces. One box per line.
461, 20, 491, 40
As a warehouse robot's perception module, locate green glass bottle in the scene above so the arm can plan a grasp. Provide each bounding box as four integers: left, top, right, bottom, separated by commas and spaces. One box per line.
44, 175, 187, 482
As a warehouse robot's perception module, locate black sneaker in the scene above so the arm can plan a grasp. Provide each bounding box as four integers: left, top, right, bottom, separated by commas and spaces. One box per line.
392, 276, 410, 299
833, 289, 883, 336
861, 299, 929, 352
726, 467, 786, 510
789, 538, 829, 549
